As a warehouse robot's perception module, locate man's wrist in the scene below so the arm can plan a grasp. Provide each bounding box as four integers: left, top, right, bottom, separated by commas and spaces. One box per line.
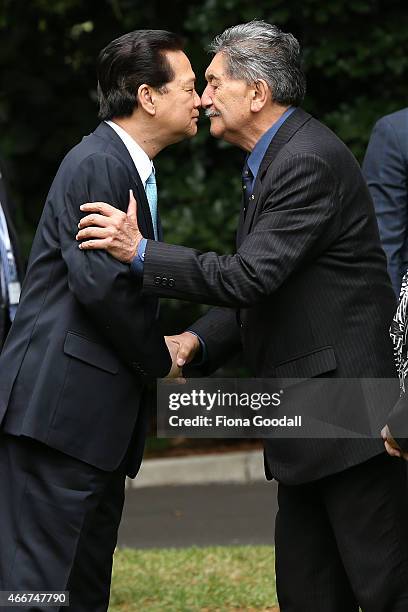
130, 238, 148, 275
186, 330, 208, 365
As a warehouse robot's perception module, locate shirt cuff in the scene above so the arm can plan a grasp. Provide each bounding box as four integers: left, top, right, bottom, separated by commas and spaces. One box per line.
186, 330, 208, 365
130, 238, 148, 276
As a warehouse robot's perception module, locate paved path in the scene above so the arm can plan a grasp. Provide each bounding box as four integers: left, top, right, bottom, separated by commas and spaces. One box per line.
118, 481, 278, 549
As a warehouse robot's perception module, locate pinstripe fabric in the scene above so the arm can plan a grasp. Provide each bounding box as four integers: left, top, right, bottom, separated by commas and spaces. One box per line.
275, 452, 408, 610
143, 107, 397, 484
184, 306, 242, 377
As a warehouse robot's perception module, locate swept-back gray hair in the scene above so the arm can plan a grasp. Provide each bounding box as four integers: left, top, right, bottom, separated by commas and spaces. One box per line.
209, 20, 306, 106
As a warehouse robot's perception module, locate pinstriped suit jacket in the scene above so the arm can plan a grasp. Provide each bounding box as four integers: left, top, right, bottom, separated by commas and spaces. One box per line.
143, 108, 398, 484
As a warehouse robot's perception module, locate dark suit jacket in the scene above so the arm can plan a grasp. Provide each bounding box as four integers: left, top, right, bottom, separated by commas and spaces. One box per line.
0, 122, 171, 476
141, 108, 397, 484
0, 162, 24, 348
362, 108, 408, 296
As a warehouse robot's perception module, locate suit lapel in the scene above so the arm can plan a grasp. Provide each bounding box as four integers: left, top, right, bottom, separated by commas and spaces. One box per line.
236, 193, 246, 249
93, 122, 155, 239
157, 214, 163, 242
132, 179, 155, 240
237, 108, 312, 244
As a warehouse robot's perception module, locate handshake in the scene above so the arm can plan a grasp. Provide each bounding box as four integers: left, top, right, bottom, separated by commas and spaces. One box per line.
164, 332, 200, 379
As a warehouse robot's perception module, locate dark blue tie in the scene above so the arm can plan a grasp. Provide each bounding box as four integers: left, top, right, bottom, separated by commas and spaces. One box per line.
242, 162, 253, 218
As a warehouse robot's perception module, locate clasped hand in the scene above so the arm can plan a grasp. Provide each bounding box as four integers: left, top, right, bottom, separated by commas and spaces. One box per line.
164, 332, 200, 379
381, 425, 408, 461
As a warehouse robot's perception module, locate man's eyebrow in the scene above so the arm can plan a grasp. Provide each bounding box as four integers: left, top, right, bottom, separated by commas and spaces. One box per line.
181, 77, 196, 87
205, 72, 220, 83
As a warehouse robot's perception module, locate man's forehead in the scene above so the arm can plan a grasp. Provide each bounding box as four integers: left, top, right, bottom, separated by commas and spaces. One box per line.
205, 53, 226, 81
181, 72, 196, 83
178, 72, 196, 87
164, 51, 195, 86
166, 50, 193, 75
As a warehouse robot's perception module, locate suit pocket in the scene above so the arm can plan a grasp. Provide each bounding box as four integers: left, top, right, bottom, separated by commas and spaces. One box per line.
63, 332, 119, 375
274, 346, 336, 379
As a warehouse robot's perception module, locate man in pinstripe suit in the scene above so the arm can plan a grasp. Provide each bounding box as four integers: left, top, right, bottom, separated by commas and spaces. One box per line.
77, 21, 408, 612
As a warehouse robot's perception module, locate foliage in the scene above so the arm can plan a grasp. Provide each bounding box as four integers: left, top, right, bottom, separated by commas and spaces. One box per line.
0, 0, 406, 330
110, 545, 277, 611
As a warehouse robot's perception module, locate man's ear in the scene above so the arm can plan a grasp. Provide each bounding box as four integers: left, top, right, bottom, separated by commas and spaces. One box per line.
250, 79, 270, 113
137, 84, 156, 116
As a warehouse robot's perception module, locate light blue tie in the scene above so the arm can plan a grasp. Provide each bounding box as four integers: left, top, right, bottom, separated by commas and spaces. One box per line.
145, 169, 158, 240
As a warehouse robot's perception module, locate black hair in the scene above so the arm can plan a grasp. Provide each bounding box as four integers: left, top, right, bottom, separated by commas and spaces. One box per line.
97, 29, 184, 120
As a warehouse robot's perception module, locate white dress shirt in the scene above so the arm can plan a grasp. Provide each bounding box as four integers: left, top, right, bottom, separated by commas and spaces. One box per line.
105, 120, 153, 185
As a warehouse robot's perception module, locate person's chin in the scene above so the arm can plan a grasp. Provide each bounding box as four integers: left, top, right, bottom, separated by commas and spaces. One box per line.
186, 123, 198, 138
209, 121, 224, 139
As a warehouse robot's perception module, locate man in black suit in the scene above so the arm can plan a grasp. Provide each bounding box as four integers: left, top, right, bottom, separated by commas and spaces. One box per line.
0, 30, 200, 610
0, 161, 23, 349
78, 22, 408, 611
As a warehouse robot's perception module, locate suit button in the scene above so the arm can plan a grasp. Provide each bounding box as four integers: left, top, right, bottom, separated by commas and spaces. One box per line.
154, 276, 161, 286
131, 362, 146, 375
168, 278, 175, 287
161, 277, 168, 286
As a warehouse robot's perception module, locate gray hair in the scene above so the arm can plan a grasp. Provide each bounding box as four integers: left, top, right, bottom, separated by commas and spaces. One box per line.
209, 21, 306, 106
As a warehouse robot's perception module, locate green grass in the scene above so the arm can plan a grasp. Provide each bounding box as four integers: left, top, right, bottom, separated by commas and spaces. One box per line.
109, 546, 278, 611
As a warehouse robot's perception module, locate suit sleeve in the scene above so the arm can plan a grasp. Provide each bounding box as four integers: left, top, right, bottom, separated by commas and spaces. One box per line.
57, 152, 171, 379
362, 117, 408, 295
186, 306, 242, 375
143, 153, 338, 307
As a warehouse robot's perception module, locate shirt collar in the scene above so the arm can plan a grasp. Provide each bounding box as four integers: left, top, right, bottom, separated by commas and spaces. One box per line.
105, 120, 153, 185
246, 106, 296, 180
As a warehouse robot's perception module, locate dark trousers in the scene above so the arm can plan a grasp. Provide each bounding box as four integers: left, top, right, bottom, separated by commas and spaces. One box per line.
0, 433, 127, 611
275, 452, 408, 611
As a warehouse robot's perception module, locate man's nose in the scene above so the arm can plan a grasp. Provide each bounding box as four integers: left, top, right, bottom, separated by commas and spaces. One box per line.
193, 91, 201, 108
201, 85, 212, 108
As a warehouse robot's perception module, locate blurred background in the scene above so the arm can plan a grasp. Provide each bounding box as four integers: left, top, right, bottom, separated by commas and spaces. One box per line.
1, 0, 407, 286
1, 4, 407, 606
1, 0, 406, 456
